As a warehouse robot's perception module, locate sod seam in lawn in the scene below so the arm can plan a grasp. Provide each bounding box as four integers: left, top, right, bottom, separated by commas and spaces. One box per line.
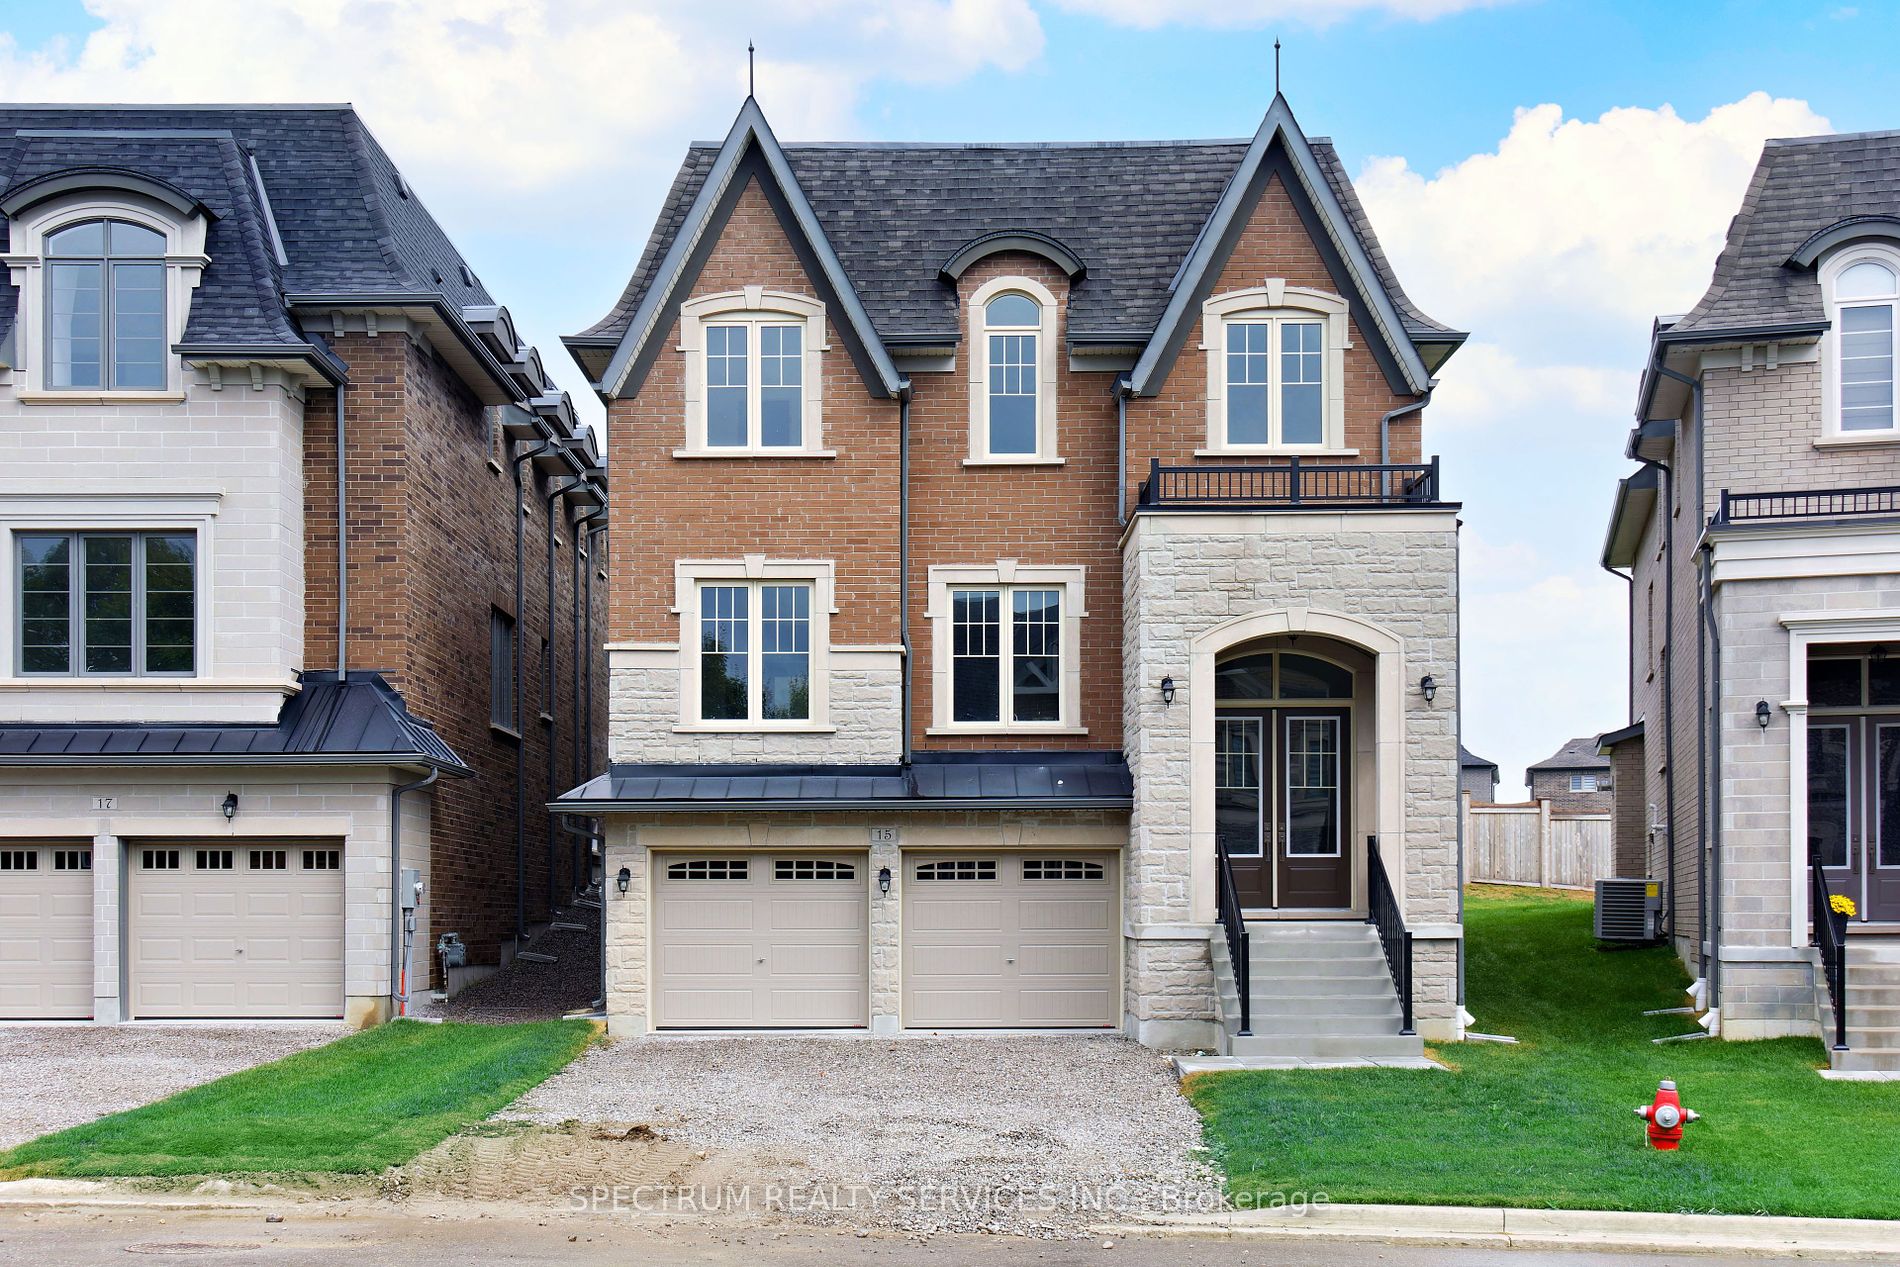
1187, 885, 1900, 1220
0, 1019, 593, 1179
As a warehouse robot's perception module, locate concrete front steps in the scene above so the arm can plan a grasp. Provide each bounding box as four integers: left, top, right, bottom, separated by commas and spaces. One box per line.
1212, 920, 1426, 1064
1821, 940, 1900, 1073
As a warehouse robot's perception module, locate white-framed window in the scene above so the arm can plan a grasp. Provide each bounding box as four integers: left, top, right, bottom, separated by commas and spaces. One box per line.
966, 275, 1060, 464
1569, 773, 1600, 793
1201, 282, 1351, 454
676, 288, 829, 457
1822, 247, 1900, 438
927, 561, 1085, 734
673, 557, 835, 731
15, 529, 197, 676
2, 192, 208, 401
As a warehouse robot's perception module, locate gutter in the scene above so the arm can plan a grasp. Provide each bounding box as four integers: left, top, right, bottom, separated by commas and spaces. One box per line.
284, 291, 525, 401
177, 341, 348, 384
0, 753, 471, 773
549, 796, 1137, 816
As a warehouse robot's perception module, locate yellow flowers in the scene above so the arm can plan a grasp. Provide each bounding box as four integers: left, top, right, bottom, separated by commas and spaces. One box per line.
1830, 893, 1857, 918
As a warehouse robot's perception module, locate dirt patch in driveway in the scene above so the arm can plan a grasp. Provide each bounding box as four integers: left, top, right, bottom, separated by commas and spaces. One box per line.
498, 1035, 1221, 1236
0, 1024, 346, 1149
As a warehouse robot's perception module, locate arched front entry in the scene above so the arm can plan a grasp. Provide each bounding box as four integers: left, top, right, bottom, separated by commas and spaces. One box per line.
1188, 609, 1405, 924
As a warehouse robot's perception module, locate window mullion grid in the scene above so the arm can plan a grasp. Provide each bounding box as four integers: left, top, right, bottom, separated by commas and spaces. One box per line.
999, 586, 1015, 724
1266, 318, 1283, 448
748, 581, 764, 723
747, 320, 762, 449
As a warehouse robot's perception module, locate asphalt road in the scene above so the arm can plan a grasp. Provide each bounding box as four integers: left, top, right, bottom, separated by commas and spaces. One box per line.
0, 1207, 1876, 1266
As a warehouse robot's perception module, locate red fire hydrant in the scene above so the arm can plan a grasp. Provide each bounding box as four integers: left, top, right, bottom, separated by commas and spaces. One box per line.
1634, 1079, 1701, 1150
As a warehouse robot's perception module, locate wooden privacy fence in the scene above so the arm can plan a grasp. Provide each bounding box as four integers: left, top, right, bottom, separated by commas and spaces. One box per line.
1464, 797, 1612, 889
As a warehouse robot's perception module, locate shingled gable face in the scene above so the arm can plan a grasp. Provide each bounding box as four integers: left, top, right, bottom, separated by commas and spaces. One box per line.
566, 95, 1469, 1052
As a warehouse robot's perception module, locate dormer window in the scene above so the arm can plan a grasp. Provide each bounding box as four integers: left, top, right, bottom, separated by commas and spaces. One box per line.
45, 218, 168, 391
966, 275, 1060, 464
1829, 254, 1899, 435
1202, 284, 1352, 454
675, 289, 829, 458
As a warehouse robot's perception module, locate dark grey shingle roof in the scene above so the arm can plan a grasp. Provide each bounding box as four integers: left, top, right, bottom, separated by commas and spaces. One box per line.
0, 106, 494, 354
1526, 737, 1612, 774
554, 752, 1132, 810
579, 135, 1453, 347
1673, 128, 1900, 335
0, 671, 468, 773
1459, 745, 1497, 772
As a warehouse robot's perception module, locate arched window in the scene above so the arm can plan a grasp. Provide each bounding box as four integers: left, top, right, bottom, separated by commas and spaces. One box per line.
984, 291, 1041, 455
1832, 256, 1898, 434
967, 275, 1059, 463
45, 218, 168, 391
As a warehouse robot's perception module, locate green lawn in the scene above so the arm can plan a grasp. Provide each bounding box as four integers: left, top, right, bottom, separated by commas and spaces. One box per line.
1188, 886, 1900, 1218
0, 1019, 592, 1179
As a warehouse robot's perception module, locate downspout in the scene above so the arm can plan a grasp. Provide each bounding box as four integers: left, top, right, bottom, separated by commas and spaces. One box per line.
1701, 540, 1722, 1019
543, 476, 574, 914
585, 523, 607, 779
1655, 363, 1710, 995
389, 766, 439, 1010
899, 381, 913, 766
1609, 455, 1678, 936
1378, 388, 1432, 466
1115, 375, 1132, 526
1454, 515, 1466, 1018
510, 439, 554, 947
336, 384, 348, 681
570, 506, 605, 899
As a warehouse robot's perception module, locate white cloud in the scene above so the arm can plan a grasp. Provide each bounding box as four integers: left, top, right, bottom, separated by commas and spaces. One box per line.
1053, 0, 1508, 29
1355, 93, 1833, 338
1428, 341, 1625, 433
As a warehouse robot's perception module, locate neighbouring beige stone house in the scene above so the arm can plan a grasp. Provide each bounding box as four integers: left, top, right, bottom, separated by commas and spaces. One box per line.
1602, 126, 1900, 1071
556, 93, 1470, 1059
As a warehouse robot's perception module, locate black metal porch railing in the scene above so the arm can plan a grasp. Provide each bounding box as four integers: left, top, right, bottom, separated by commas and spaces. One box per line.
1214, 838, 1252, 1037
1365, 835, 1415, 1036
1137, 456, 1442, 509
1717, 484, 1900, 524
1811, 848, 1850, 1052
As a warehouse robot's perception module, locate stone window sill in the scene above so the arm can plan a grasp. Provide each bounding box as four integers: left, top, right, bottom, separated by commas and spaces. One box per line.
16, 390, 188, 405
673, 448, 838, 460
1194, 447, 1360, 459
925, 725, 1089, 737
1813, 432, 1900, 449
673, 722, 838, 735
962, 456, 1065, 468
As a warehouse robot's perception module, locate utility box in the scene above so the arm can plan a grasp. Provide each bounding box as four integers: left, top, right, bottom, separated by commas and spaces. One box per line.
400, 867, 422, 911
1595, 877, 1663, 941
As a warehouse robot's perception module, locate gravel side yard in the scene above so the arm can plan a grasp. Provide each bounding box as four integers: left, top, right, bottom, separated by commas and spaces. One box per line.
503, 1034, 1220, 1234
0, 1024, 344, 1149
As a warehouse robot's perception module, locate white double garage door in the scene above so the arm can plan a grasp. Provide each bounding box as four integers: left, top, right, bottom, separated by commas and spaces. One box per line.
651, 851, 1119, 1029
0, 839, 345, 1020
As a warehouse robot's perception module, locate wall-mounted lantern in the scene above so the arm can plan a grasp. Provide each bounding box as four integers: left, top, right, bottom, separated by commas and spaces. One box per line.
1756, 700, 1773, 729
878, 866, 893, 895
615, 865, 632, 894
1419, 674, 1437, 704
1159, 675, 1177, 707
221, 792, 239, 821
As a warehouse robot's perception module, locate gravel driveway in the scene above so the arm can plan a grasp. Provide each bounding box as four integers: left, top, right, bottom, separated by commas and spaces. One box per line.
0, 1023, 345, 1149
503, 1034, 1220, 1234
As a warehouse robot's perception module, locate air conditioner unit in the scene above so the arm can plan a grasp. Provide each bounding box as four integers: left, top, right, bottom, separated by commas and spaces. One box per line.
1595, 877, 1663, 942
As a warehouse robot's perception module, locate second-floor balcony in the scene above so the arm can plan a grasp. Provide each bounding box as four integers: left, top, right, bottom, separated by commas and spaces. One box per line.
1715, 484, 1900, 526
1136, 456, 1446, 510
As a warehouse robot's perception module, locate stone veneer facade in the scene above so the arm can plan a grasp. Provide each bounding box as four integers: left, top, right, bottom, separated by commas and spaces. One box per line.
1122, 509, 1465, 1044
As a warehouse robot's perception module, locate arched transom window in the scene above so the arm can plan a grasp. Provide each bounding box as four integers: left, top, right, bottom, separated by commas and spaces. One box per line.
1832, 255, 1899, 435
967, 275, 1060, 463
44, 218, 168, 391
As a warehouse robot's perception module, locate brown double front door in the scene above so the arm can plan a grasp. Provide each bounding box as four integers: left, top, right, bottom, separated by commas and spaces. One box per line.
1216, 707, 1351, 909
1809, 716, 1900, 923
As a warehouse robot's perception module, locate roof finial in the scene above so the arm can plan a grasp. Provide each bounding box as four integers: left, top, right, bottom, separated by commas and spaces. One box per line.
748, 40, 756, 98
1274, 37, 1282, 95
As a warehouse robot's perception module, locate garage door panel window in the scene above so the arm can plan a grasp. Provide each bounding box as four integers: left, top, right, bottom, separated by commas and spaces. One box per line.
16, 530, 197, 676
195, 849, 234, 870
0, 849, 36, 870
141, 849, 180, 870
915, 859, 998, 881
249, 849, 286, 870
666, 858, 749, 881
54, 849, 91, 871
1021, 858, 1104, 881
698, 582, 811, 724
774, 859, 856, 880
302, 849, 339, 871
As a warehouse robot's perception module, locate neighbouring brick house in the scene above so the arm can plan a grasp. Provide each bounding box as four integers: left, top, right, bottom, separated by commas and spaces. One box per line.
557, 94, 1470, 1058
1460, 744, 1500, 802
1524, 737, 1614, 813
0, 107, 606, 1027
1602, 126, 1900, 1070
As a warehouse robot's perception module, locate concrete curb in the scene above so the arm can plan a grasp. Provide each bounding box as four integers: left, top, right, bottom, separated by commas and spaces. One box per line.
0, 1179, 273, 1212
1103, 1203, 1900, 1259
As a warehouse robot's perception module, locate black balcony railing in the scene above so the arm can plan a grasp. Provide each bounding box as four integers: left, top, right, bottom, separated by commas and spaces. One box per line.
1717, 484, 1900, 524
1137, 456, 1442, 509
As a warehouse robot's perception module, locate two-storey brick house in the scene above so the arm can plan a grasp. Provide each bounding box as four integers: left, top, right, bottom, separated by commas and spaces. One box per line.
1525, 737, 1614, 813
559, 95, 1468, 1057
1602, 127, 1900, 1070
0, 106, 606, 1027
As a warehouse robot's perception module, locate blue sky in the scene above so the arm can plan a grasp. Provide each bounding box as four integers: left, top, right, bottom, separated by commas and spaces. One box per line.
0, 0, 1889, 795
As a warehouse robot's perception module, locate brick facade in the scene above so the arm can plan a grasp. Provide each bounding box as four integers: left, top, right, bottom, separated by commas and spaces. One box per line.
308, 330, 608, 976
1528, 769, 1613, 814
